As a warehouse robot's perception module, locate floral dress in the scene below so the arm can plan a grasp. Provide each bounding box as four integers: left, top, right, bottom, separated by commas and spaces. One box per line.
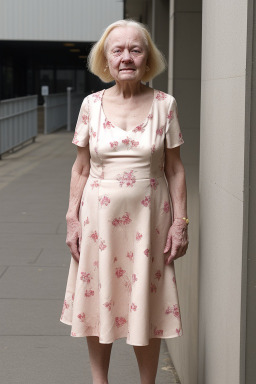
60, 89, 184, 346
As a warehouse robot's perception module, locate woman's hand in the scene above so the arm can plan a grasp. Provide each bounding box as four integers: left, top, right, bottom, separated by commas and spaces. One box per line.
164, 219, 189, 264
65, 146, 90, 263
66, 216, 82, 263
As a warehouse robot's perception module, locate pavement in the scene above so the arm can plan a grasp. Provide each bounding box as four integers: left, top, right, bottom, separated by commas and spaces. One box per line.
0, 130, 180, 384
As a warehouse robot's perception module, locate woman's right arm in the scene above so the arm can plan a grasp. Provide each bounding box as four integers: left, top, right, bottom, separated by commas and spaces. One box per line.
66, 145, 90, 262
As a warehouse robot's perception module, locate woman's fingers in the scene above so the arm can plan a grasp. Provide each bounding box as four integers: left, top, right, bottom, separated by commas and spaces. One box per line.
66, 233, 80, 263
164, 229, 172, 253
165, 223, 189, 264
70, 239, 80, 263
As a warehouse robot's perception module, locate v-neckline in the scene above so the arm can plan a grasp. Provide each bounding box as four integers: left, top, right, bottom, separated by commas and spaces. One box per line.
100, 89, 155, 134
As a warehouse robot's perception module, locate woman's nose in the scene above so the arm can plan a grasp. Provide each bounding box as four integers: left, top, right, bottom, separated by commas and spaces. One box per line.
121, 49, 133, 62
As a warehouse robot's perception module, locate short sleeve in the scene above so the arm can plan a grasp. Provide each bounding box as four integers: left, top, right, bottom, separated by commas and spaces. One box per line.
165, 97, 184, 149
72, 96, 90, 147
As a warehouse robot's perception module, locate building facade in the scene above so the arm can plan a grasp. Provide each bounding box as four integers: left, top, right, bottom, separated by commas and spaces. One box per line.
0, 0, 123, 100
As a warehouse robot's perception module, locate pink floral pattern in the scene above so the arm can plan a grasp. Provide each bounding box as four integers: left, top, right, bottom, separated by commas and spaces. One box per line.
167, 110, 173, 120
165, 304, 180, 318
154, 327, 163, 336
85, 289, 94, 297
156, 127, 164, 136
132, 273, 138, 284
163, 201, 170, 213
115, 317, 127, 328
77, 313, 86, 322
111, 212, 132, 227
103, 301, 112, 311
99, 195, 111, 207
99, 239, 107, 251
80, 272, 92, 283
90, 127, 96, 137
60, 300, 69, 319
72, 131, 79, 145
92, 91, 102, 102
90, 230, 98, 242
110, 141, 119, 150
150, 178, 159, 190
136, 232, 143, 241
127, 251, 134, 261
115, 267, 126, 278
132, 124, 145, 133
61, 90, 184, 345
91, 180, 99, 189
144, 248, 150, 257
156, 91, 167, 101
103, 118, 114, 130
155, 270, 161, 281
82, 114, 88, 125
122, 137, 139, 150
116, 170, 136, 188
141, 195, 151, 207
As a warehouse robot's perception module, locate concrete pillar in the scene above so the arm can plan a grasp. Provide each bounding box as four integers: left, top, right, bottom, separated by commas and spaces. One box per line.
151, 0, 170, 93
243, 2, 256, 383
165, 2, 202, 384
199, 0, 251, 383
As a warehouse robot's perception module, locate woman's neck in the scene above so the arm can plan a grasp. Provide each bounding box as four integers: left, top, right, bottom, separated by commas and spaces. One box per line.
111, 81, 145, 99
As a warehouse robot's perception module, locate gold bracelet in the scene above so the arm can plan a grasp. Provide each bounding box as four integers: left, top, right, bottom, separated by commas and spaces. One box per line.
174, 217, 189, 225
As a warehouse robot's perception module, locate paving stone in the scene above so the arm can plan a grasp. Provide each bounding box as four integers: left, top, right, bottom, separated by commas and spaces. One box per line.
0, 233, 66, 249
0, 336, 91, 384
0, 221, 60, 234
0, 247, 42, 265
0, 299, 67, 336
0, 336, 178, 384
0, 266, 68, 299
36, 247, 71, 267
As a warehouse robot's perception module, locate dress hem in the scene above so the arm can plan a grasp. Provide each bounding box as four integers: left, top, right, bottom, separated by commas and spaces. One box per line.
60, 318, 183, 346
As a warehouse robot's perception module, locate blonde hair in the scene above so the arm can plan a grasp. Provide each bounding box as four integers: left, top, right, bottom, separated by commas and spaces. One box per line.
88, 19, 166, 83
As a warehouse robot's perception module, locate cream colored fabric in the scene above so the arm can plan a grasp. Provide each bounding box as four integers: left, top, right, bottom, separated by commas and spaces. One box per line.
60, 89, 184, 346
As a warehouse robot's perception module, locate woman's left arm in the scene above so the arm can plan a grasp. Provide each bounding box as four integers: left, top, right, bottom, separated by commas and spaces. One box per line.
164, 146, 189, 264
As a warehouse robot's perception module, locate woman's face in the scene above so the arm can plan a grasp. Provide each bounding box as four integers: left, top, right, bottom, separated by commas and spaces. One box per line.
105, 26, 148, 83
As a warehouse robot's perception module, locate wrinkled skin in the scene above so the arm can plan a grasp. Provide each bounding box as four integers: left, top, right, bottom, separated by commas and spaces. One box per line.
65, 146, 90, 263
66, 217, 82, 263
164, 219, 189, 264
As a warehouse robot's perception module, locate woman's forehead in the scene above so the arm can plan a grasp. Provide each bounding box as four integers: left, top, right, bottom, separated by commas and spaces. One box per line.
106, 26, 146, 47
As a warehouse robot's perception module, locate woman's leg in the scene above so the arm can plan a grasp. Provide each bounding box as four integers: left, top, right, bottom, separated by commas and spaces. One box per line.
86, 336, 113, 384
133, 338, 161, 384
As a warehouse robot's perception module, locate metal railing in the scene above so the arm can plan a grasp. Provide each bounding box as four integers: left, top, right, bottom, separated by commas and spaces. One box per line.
0, 90, 86, 158
0, 95, 37, 158
44, 93, 67, 134
44, 91, 85, 134
67, 88, 85, 132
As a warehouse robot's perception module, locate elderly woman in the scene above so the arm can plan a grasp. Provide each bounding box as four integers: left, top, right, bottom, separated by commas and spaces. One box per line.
60, 19, 189, 384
